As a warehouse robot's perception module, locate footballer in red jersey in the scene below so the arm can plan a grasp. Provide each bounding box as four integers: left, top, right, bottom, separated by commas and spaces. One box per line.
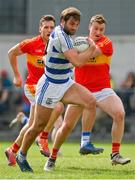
5, 15, 63, 167
75, 35, 113, 92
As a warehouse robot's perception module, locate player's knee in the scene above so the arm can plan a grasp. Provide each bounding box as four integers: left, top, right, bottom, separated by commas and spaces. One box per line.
85, 96, 96, 109
114, 109, 125, 123
55, 102, 64, 114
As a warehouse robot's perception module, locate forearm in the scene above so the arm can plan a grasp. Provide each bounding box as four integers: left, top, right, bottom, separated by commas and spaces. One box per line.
64, 44, 96, 67
77, 45, 96, 66
8, 52, 20, 77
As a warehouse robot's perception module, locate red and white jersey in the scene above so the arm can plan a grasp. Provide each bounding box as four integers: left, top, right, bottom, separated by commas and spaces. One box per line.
75, 35, 113, 92
19, 35, 45, 85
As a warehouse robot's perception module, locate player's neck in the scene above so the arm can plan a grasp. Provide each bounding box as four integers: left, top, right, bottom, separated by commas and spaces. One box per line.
42, 36, 48, 44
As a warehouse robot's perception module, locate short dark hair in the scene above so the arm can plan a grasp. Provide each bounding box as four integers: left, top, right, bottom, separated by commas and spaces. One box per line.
39, 15, 56, 27
60, 7, 81, 22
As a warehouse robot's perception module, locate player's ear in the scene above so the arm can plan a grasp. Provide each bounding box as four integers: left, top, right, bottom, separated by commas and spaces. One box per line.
61, 19, 65, 26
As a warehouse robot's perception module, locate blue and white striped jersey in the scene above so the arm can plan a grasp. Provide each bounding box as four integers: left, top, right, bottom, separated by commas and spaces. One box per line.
45, 25, 74, 84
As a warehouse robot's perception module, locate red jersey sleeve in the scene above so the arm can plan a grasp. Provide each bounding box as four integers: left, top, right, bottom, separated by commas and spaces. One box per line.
19, 39, 33, 53
97, 36, 113, 56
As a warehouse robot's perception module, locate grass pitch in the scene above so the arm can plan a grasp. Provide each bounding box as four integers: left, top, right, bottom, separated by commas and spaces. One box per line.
0, 142, 135, 179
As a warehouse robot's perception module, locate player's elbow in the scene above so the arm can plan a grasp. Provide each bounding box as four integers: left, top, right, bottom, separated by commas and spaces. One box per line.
8, 49, 12, 57
8, 48, 14, 59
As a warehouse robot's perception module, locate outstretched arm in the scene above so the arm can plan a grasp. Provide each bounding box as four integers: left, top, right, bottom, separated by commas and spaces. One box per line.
8, 44, 24, 87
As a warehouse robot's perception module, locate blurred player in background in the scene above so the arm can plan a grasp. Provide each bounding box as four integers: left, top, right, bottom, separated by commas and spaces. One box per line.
5, 15, 63, 166
46, 14, 131, 171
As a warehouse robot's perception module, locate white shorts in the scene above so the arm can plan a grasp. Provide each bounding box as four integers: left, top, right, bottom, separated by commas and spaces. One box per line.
93, 88, 116, 102
24, 84, 36, 105
36, 74, 75, 108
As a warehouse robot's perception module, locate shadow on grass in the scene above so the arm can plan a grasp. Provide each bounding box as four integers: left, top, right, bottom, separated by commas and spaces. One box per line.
58, 166, 135, 179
